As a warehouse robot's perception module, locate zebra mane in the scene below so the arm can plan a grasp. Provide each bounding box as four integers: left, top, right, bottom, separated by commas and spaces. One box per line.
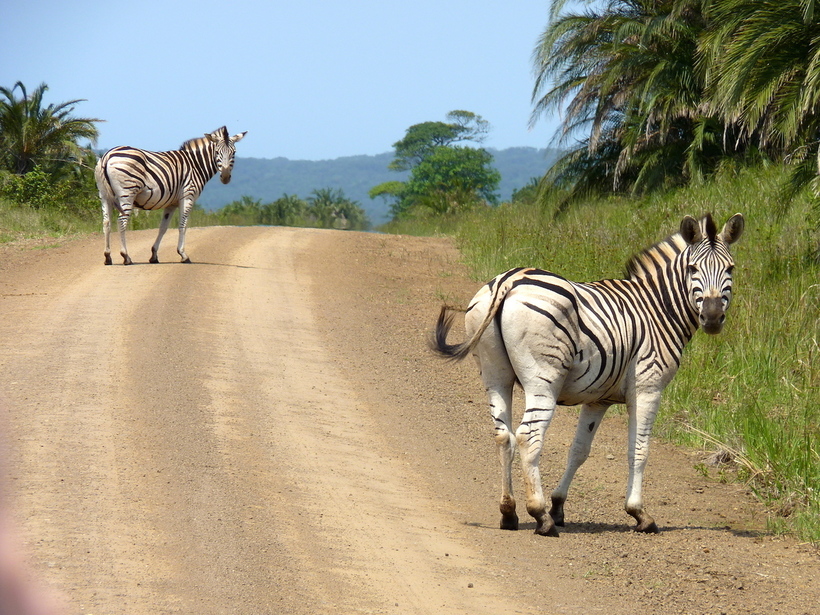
179, 135, 209, 150
179, 127, 228, 150
624, 232, 689, 281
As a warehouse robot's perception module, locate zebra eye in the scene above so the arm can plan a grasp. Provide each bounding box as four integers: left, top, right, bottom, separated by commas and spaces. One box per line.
726, 265, 735, 274
687, 265, 698, 275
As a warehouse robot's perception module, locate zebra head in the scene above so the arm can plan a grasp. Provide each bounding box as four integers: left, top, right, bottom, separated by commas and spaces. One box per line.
206, 127, 247, 184
680, 213, 745, 334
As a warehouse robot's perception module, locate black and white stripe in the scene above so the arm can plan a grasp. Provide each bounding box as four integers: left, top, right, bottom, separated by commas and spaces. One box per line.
95, 126, 246, 265
433, 213, 744, 536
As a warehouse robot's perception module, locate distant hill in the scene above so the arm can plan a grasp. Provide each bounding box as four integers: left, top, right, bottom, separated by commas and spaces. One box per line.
196, 147, 560, 225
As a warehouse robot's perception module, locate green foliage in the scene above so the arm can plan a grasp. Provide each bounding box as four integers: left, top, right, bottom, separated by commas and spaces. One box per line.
0, 163, 99, 217
306, 187, 370, 230
376, 110, 500, 220
389, 110, 490, 172
0, 81, 100, 176
261, 193, 307, 226
530, 0, 820, 210
398, 146, 500, 217
213, 189, 369, 230
397, 162, 820, 541
510, 177, 541, 206
0, 82, 101, 221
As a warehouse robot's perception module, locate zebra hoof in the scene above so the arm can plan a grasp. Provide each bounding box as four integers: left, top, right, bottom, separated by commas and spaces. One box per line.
549, 497, 566, 526
500, 514, 519, 531
181, 257, 192, 264
149, 256, 159, 264
534, 516, 559, 537
635, 520, 660, 534
104, 256, 112, 266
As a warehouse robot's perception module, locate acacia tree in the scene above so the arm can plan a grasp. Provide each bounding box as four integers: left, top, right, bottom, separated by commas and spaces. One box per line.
371, 110, 499, 218
0, 81, 100, 176
388, 110, 490, 171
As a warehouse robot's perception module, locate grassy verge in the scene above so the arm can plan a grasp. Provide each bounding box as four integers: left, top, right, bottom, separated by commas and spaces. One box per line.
393, 164, 820, 542
0, 197, 100, 243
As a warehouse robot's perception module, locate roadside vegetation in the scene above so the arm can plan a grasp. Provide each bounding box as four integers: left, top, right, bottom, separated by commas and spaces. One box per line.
2, 0, 819, 541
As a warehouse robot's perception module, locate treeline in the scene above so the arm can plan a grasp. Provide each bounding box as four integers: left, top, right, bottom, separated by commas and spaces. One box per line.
211, 189, 370, 230
198, 147, 557, 225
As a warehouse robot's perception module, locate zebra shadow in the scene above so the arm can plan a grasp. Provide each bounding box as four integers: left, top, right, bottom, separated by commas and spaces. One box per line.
464, 520, 766, 538
122, 260, 267, 270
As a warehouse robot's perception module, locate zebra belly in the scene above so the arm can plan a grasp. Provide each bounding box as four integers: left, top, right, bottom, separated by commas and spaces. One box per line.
134, 187, 177, 211
557, 364, 627, 406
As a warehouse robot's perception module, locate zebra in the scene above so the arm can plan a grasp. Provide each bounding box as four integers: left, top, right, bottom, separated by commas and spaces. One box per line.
95, 126, 247, 265
432, 213, 744, 536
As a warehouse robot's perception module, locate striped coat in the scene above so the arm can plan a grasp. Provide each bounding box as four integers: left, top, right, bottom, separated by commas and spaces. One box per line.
95, 126, 246, 265
433, 213, 744, 536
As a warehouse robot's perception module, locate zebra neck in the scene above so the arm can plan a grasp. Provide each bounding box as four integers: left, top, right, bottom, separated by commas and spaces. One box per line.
638, 257, 700, 345
181, 139, 219, 182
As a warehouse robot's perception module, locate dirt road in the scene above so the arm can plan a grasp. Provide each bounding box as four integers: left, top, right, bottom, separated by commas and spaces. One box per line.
0, 226, 817, 614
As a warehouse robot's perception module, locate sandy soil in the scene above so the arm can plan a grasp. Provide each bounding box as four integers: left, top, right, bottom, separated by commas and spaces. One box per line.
0, 226, 818, 615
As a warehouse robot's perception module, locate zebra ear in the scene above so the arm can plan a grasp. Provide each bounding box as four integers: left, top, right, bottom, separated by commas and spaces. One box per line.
230, 131, 247, 144
205, 130, 220, 143
680, 215, 702, 244
719, 213, 744, 245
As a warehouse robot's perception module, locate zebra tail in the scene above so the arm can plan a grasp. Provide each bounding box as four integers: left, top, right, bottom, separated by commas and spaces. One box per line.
430, 305, 473, 361
431, 271, 517, 361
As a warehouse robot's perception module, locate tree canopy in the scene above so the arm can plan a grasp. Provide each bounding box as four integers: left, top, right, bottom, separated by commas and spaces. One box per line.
0, 81, 100, 176
530, 0, 820, 209
373, 110, 499, 219
388, 110, 490, 172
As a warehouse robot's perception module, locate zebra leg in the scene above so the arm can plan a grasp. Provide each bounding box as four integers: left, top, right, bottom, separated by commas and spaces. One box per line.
176, 201, 193, 263
625, 391, 662, 533
550, 403, 608, 526
151, 205, 177, 264
474, 324, 519, 530
116, 209, 133, 265
102, 200, 113, 265
516, 394, 558, 537
489, 384, 517, 530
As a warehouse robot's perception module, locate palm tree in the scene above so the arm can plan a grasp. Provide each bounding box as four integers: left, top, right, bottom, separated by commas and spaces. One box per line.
0, 81, 100, 176
261, 194, 306, 226
531, 0, 719, 203
307, 188, 370, 230
701, 0, 820, 199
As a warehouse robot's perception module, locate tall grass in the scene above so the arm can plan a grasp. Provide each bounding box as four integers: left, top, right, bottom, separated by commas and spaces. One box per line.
0, 195, 100, 242
424, 164, 820, 541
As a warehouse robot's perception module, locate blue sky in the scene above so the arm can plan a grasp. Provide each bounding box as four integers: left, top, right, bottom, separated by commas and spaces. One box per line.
1, 1, 561, 161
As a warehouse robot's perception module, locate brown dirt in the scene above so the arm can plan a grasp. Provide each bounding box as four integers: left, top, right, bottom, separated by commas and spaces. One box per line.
0, 226, 817, 615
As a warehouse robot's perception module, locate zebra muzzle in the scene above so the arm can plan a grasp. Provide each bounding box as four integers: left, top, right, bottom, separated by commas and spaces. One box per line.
699, 297, 726, 334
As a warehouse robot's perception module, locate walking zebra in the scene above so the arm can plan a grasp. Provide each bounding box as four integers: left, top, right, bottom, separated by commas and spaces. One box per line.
95, 126, 247, 265
432, 213, 744, 536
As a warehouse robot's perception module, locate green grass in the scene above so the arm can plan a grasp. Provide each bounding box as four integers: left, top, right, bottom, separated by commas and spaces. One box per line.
392, 163, 820, 542
0, 196, 100, 242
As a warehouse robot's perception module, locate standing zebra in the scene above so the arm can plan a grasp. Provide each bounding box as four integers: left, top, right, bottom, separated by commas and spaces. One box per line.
95, 126, 247, 265
432, 213, 744, 536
